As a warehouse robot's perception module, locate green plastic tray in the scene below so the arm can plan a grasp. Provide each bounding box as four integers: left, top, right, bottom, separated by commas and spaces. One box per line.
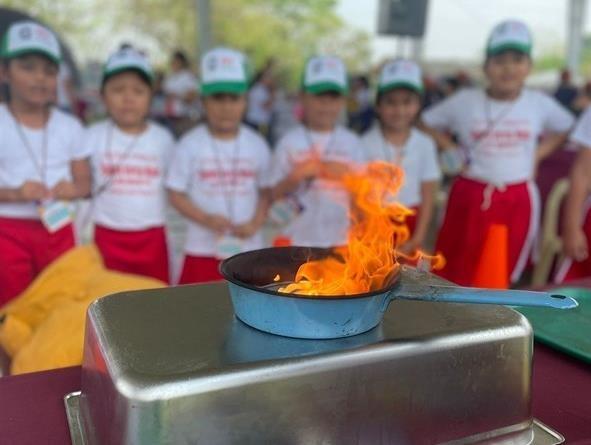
517, 287, 591, 364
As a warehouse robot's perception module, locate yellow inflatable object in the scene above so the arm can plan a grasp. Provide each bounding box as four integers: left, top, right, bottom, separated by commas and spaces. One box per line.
0, 245, 165, 375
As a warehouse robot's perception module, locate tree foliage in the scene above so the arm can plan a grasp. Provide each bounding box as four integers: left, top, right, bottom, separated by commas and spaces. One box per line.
4, 0, 372, 89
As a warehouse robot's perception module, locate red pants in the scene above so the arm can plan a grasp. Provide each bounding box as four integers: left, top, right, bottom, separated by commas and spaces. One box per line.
94, 225, 170, 283
178, 255, 223, 284
555, 201, 591, 283
0, 217, 75, 306
435, 177, 538, 286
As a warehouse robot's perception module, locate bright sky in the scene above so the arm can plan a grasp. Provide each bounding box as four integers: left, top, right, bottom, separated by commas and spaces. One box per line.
337, 0, 591, 62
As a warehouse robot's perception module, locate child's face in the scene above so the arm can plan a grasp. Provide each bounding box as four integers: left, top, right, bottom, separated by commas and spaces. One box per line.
204, 93, 246, 134
302, 92, 344, 131
3, 54, 58, 107
484, 51, 531, 97
377, 89, 421, 132
102, 71, 152, 129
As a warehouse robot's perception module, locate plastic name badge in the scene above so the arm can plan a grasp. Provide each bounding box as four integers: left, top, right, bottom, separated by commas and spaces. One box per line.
268, 196, 304, 227
215, 234, 245, 259
39, 200, 73, 233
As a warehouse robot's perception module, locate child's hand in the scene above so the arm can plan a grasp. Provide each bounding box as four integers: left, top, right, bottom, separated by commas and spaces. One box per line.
321, 161, 350, 181
232, 220, 260, 239
18, 181, 48, 201
564, 228, 588, 261
290, 157, 321, 183
51, 180, 79, 200
204, 214, 233, 234
398, 237, 422, 256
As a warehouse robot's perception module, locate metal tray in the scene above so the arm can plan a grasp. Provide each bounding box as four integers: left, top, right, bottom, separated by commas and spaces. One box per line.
64, 391, 564, 445
75, 277, 541, 444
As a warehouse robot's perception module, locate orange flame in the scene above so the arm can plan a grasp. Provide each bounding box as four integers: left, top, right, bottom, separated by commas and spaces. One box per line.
279, 161, 444, 296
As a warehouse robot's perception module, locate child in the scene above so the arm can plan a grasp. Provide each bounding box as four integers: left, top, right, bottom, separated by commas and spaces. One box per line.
163, 50, 200, 137
555, 106, 591, 283
270, 55, 361, 248
166, 47, 272, 283
361, 59, 441, 254
84, 47, 174, 283
421, 20, 574, 286
0, 21, 90, 304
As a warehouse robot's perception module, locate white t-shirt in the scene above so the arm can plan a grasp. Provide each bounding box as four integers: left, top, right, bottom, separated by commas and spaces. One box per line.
85, 120, 174, 230
166, 125, 271, 256
422, 88, 574, 184
163, 70, 199, 118
361, 126, 441, 207
570, 105, 591, 149
0, 104, 87, 219
269, 125, 362, 247
246, 83, 272, 126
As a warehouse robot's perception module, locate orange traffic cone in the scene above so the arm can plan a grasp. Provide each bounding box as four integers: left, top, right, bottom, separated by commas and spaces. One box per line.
272, 235, 292, 247
472, 223, 509, 289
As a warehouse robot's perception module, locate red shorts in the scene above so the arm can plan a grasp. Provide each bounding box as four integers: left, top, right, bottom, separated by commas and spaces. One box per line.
178, 255, 223, 284
0, 217, 75, 305
94, 225, 170, 283
555, 200, 591, 283
435, 177, 539, 286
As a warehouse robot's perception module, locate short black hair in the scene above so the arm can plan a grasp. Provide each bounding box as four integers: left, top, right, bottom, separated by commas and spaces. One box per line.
101, 68, 152, 92
376, 87, 422, 106
3, 53, 59, 69
172, 50, 190, 68
484, 49, 531, 64
304, 90, 343, 98
355, 75, 370, 88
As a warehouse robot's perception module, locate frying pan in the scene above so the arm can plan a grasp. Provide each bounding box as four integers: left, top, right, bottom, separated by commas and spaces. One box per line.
220, 247, 578, 339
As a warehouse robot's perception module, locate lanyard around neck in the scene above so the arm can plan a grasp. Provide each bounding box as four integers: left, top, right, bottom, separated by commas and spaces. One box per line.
10, 106, 49, 185
304, 127, 337, 157
478, 94, 517, 144
380, 129, 407, 165
208, 130, 242, 221
96, 121, 143, 195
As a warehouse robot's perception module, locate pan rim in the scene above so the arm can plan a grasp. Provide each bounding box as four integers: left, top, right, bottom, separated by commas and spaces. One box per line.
219, 246, 400, 300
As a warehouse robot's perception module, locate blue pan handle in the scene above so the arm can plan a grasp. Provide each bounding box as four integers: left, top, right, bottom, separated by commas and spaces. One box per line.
391, 267, 578, 310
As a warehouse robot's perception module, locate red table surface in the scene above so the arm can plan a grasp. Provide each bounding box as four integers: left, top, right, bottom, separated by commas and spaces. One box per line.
0, 343, 589, 445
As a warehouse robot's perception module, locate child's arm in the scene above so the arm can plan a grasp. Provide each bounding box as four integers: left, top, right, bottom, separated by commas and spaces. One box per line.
418, 93, 463, 151
401, 180, 438, 254
168, 189, 232, 234
416, 120, 457, 151
232, 188, 272, 238
271, 157, 320, 200
52, 159, 92, 200
534, 132, 569, 166
0, 182, 47, 202
563, 148, 591, 260
536, 94, 574, 168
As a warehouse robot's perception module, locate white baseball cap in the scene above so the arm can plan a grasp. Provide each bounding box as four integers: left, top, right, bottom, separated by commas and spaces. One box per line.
103, 47, 154, 84
486, 20, 532, 57
378, 59, 423, 94
201, 47, 249, 96
0, 21, 61, 64
302, 55, 348, 94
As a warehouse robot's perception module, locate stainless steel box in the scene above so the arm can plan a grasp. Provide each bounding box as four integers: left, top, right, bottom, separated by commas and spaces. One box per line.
77, 278, 538, 445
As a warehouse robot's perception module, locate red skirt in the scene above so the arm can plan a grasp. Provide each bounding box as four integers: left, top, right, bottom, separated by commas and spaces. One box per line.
0, 217, 75, 305
94, 225, 170, 284
435, 176, 539, 286
178, 255, 223, 284
554, 199, 591, 283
